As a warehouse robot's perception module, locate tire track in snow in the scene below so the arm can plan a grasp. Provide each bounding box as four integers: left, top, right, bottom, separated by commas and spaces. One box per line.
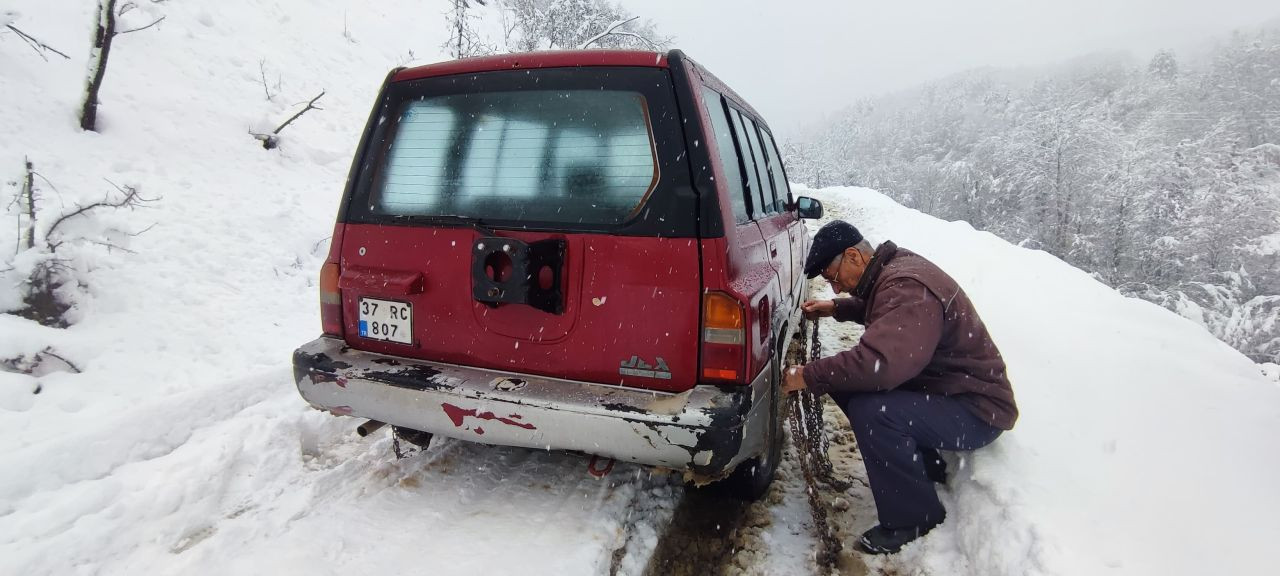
1, 370, 682, 575
1, 369, 285, 506
640, 487, 752, 576
633, 433, 855, 576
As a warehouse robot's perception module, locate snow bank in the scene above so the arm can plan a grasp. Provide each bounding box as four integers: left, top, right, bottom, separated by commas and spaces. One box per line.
803, 185, 1280, 576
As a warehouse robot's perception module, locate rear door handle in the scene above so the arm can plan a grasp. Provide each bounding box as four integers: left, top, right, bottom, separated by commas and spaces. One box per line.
769, 241, 778, 257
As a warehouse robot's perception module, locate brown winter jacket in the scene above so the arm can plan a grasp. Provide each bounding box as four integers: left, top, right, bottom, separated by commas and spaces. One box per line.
801, 241, 1018, 430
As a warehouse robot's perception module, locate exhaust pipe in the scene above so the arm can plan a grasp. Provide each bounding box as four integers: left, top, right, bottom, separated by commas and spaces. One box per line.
356, 419, 386, 437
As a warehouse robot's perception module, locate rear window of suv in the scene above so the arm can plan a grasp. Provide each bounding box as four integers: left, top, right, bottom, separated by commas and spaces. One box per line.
353, 68, 676, 228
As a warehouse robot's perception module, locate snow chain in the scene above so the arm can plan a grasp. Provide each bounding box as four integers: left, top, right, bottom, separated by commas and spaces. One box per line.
787, 318, 849, 568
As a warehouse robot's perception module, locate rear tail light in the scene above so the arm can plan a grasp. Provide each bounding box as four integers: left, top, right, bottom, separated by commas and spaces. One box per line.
320, 261, 343, 336
701, 291, 745, 383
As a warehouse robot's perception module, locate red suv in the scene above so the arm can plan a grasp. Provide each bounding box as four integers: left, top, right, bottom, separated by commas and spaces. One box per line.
293, 49, 824, 499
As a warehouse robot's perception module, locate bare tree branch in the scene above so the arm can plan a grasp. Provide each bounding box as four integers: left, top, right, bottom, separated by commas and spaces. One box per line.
44, 180, 154, 247
20, 157, 35, 253
252, 91, 325, 149
115, 15, 164, 35
4, 24, 71, 60
342, 10, 355, 44
578, 16, 638, 50
602, 30, 660, 50
81, 219, 156, 255
258, 59, 275, 102
128, 222, 158, 236
497, 3, 518, 49
32, 172, 63, 200
88, 239, 139, 254
39, 348, 82, 373
38, 258, 73, 273
311, 235, 332, 255
273, 91, 325, 134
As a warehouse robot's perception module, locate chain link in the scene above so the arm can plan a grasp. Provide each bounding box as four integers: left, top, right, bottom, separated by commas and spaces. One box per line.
810, 316, 822, 362
786, 317, 849, 568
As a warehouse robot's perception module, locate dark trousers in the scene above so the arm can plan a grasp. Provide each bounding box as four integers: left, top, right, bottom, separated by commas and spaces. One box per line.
830, 389, 1003, 529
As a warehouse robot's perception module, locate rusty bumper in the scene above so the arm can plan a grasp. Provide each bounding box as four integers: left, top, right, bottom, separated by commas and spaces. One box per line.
292, 337, 771, 476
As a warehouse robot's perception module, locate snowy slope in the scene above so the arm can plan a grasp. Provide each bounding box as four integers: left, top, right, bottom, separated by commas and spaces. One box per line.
802, 186, 1280, 576
0, 0, 443, 424
1, 2, 681, 575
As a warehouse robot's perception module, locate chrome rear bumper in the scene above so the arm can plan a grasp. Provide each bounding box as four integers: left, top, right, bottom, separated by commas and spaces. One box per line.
292, 337, 771, 476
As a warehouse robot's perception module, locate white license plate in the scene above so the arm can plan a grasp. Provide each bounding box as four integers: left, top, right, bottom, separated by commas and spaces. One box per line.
358, 298, 412, 344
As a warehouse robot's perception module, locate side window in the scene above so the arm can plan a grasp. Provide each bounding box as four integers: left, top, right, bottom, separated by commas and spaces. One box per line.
729, 109, 765, 219
741, 115, 778, 214
759, 128, 791, 211
701, 88, 750, 225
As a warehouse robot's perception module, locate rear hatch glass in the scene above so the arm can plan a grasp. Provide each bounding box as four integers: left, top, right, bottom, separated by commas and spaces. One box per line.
376, 89, 657, 225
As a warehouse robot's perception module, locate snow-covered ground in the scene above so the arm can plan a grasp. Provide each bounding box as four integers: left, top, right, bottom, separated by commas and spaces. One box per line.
1, 367, 685, 575
3, 2, 1280, 575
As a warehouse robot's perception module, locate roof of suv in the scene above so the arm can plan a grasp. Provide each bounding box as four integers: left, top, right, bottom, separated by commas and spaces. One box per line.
393, 50, 670, 82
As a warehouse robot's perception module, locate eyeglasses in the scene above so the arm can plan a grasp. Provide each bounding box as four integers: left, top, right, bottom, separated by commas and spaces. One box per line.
821, 254, 843, 285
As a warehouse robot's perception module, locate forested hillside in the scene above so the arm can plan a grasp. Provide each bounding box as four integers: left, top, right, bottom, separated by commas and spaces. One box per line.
786, 29, 1280, 362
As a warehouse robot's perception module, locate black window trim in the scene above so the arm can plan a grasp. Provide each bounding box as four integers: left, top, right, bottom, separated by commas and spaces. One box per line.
701, 87, 752, 226
754, 124, 789, 212
724, 104, 763, 220
341, 66, 699, 238
738, 111, 780, 215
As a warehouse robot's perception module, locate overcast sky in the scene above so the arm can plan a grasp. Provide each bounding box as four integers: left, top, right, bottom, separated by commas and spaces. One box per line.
618, 0, 1280, 138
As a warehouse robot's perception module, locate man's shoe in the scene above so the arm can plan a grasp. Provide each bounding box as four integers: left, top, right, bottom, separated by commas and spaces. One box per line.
856, 520, 942, 555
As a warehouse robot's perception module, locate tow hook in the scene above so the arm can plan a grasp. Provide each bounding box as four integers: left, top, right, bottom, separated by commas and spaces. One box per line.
587, 455, 615, 478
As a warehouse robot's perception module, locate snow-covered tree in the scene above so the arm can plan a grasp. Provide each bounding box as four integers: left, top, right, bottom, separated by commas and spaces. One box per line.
443, 0, 491, 59
500, 0, 669, 52
786, 29, 1280, 361
1148, 49, 1179, 82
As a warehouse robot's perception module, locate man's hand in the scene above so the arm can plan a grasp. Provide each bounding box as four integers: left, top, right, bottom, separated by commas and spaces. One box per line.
801, 299, 836, 320
783, 365, 808, 394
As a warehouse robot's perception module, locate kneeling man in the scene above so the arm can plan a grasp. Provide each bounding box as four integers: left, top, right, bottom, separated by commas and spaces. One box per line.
783, 220, 1018, 554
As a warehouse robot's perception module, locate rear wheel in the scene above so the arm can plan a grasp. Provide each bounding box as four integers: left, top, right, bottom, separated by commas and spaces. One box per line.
719, 350, 785, 501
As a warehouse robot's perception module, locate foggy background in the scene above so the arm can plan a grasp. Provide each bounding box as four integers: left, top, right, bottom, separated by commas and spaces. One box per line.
621, 0, 1280, 136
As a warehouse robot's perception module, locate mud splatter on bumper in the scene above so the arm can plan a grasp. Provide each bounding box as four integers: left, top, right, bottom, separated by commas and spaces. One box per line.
291, 337, 770, 476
